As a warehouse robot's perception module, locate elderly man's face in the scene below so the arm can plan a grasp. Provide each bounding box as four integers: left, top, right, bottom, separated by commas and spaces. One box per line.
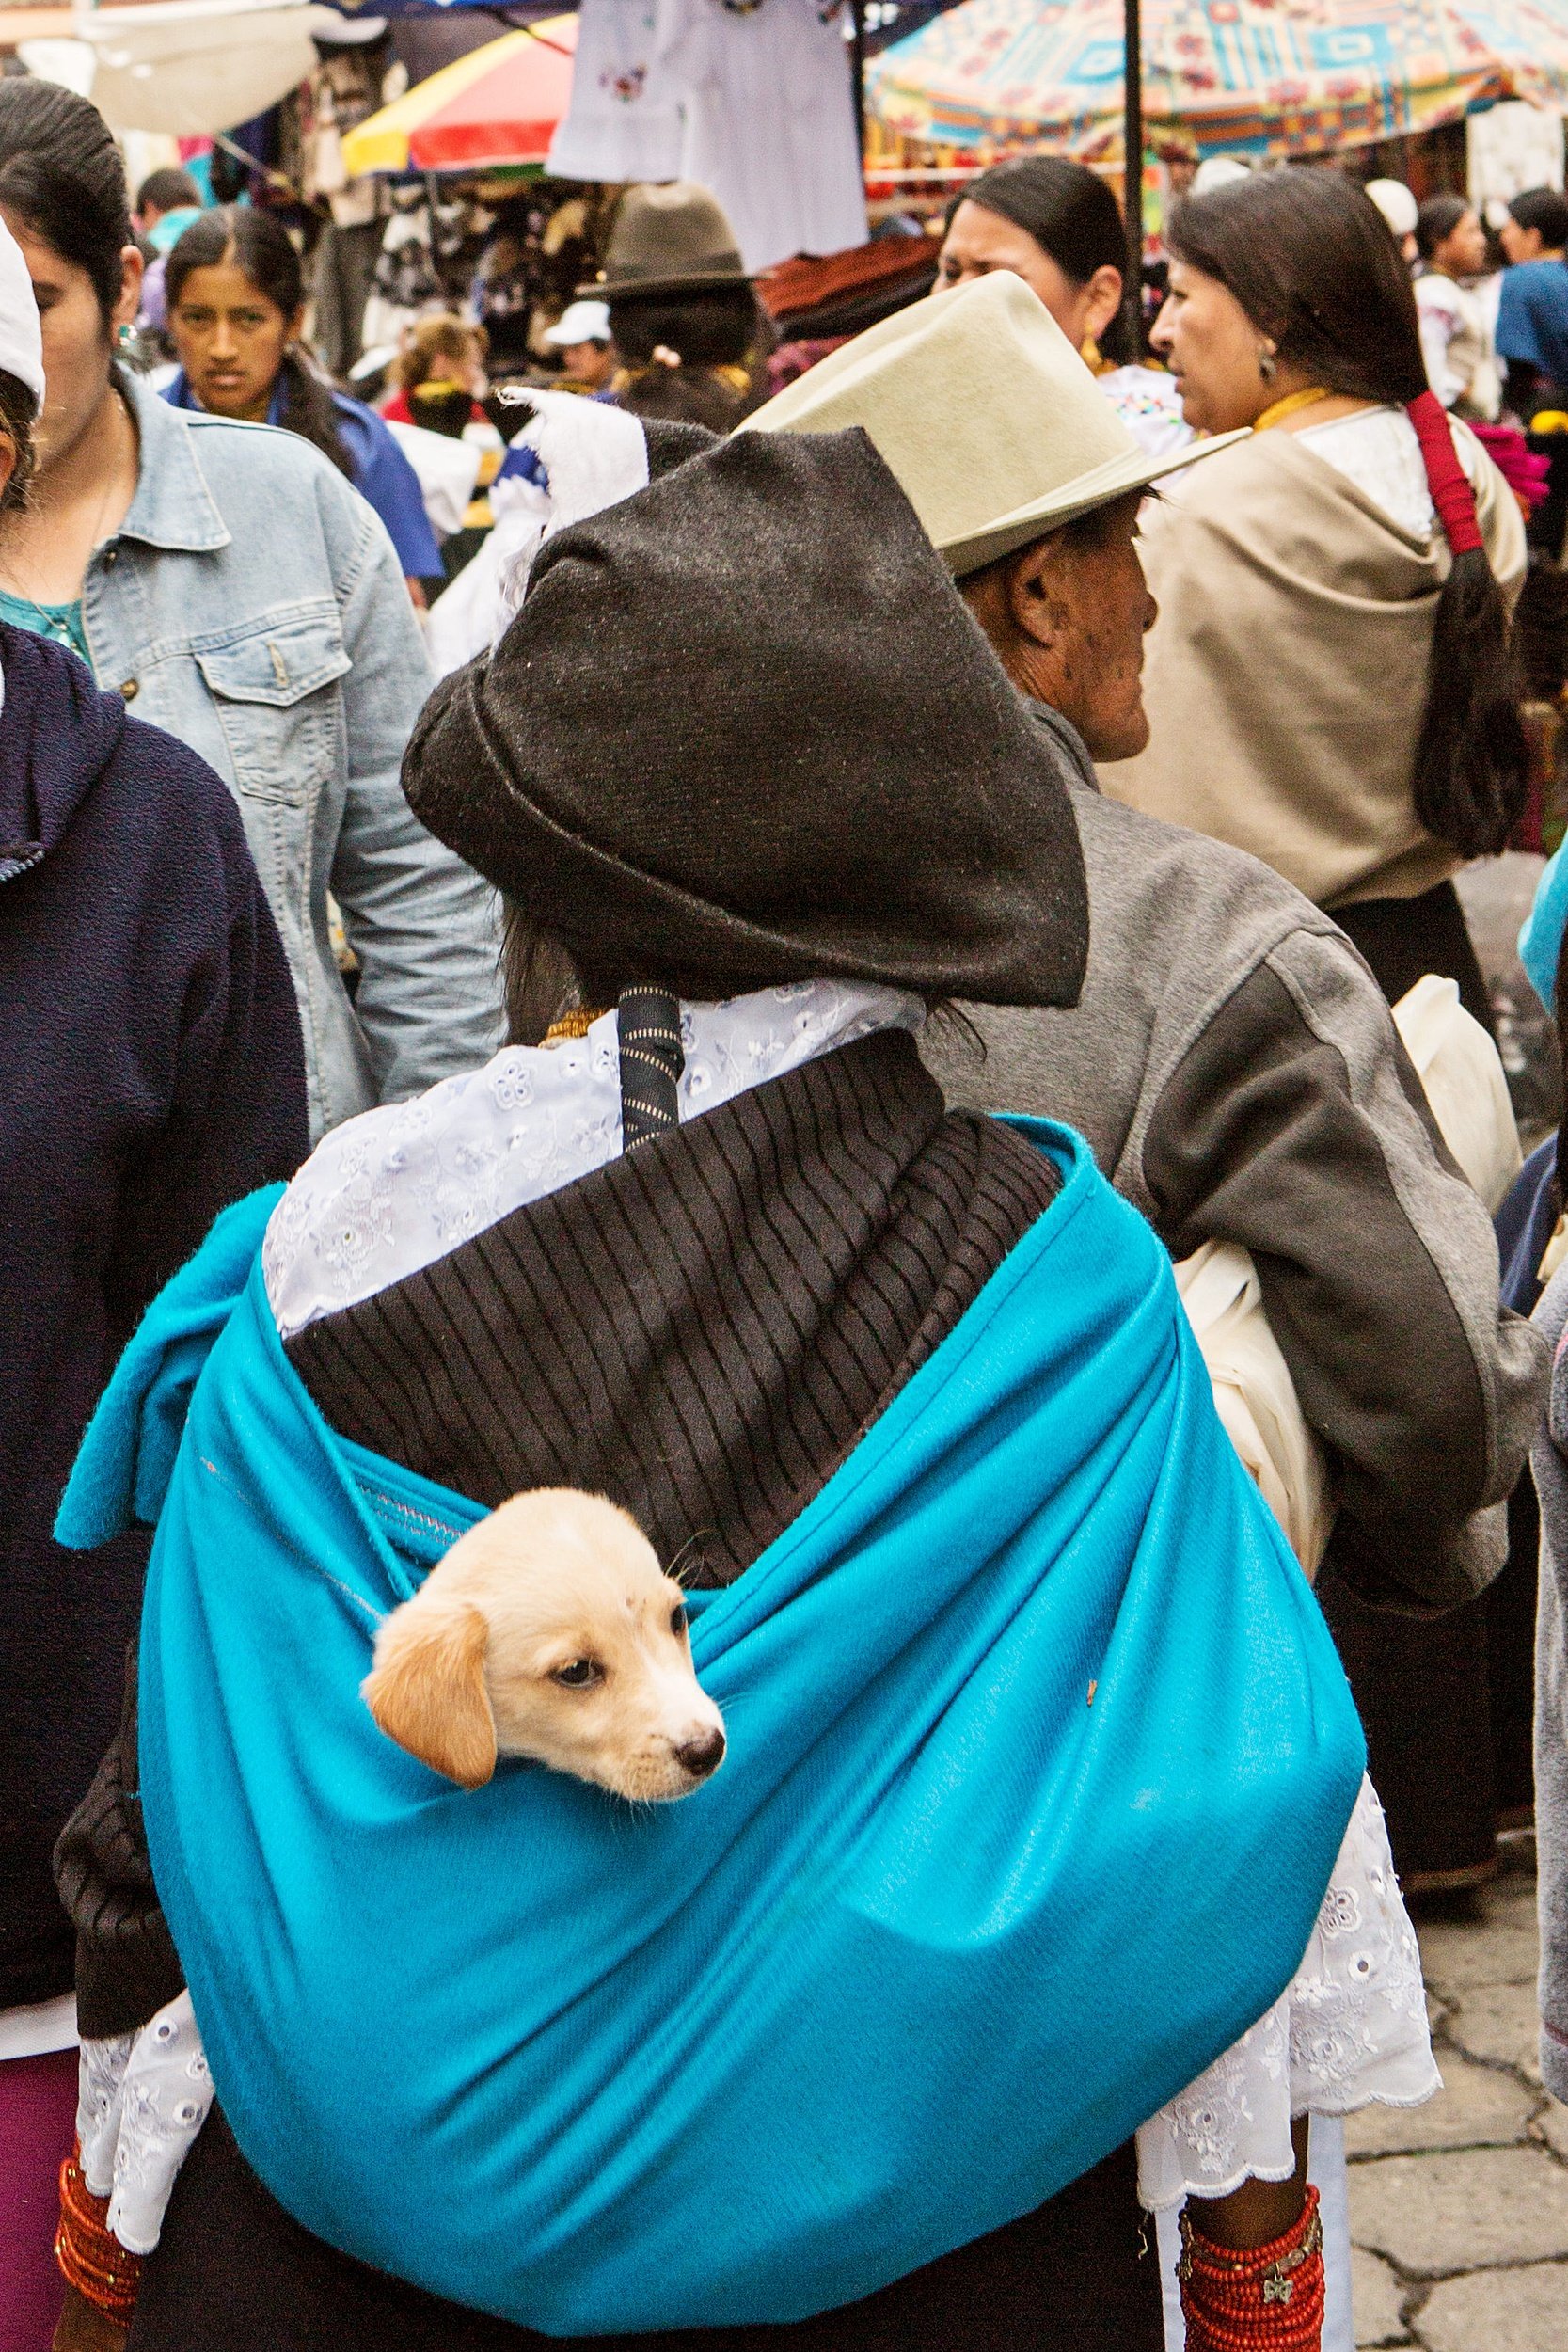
959, 491, 1156, 761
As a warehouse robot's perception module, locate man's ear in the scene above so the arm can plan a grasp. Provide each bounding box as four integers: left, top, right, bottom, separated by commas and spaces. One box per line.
1006, 532, 1069, 653
362, 1602, 498, 1788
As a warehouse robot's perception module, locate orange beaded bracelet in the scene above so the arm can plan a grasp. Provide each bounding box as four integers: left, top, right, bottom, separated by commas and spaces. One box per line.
55, 2138, 142, 2327
1178, 2183, 1324, 2351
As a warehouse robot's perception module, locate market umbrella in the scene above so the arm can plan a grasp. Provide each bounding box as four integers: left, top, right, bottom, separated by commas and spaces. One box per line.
18, 0, 352, 138
867, 0, 1568, 165
341, 16, 577, 173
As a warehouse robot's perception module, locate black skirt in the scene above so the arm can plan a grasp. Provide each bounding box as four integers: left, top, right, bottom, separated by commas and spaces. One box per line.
1320, 878, 1531, 1884
127, 2110, 1164, 2352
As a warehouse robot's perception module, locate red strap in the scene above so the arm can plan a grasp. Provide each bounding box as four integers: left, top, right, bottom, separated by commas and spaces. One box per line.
1406, 388, 1485, 556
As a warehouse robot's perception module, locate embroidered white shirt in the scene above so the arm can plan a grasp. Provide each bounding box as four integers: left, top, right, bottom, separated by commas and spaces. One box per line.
263, 981, 926, 1338
1296, 401, 1483, 541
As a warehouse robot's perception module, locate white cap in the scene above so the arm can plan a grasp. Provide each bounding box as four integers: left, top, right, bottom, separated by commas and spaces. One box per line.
0, 215, 42, 409
1366, 178, 1418, 239
1190, 156, 1252, 195
544, 299, 611, 350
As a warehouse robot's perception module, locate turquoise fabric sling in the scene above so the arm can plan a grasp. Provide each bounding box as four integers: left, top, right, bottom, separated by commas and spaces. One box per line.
60, 1124, 1366, 2334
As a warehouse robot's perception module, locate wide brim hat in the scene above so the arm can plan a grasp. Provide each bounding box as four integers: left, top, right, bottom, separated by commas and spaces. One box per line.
404, 426, 1088, 1010
743, 272, 1244, 576
579, 180, 752, 302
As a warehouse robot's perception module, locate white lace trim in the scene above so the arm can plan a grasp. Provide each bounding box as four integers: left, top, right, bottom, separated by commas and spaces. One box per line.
262, 981, 925, 1338
1135, 1774, 1438, 2210
77, 1990, 214, 2256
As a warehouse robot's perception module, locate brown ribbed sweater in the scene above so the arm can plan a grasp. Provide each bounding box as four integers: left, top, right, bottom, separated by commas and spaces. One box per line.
286, 1029, 1055, 1584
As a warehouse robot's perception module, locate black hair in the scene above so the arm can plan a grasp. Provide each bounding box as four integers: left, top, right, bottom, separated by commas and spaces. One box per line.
0, 366, 36, 512
1169, 165, 1527, 861
1415, 194, 1473, 265
165, 208, 354, 479
606, 287, 765, 432
1509, 186, 1568, 250
945, 156, 1133, 366
0, 80, 133, 326
135, 167, 201, 218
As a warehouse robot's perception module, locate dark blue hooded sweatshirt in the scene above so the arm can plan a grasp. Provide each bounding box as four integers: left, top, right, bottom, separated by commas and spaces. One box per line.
0, 624, 308, 2009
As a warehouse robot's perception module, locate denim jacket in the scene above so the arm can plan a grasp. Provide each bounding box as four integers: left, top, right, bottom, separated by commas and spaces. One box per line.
80, 373, 503, 1138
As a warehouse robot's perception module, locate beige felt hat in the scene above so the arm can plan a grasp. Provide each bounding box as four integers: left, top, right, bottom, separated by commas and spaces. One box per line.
743, 272, 1243, 577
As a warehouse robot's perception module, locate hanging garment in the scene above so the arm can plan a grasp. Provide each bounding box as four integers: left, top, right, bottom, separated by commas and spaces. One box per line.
58, 1119, 1364, 2335
546, 0, 685, 182
662, 0, 868, 272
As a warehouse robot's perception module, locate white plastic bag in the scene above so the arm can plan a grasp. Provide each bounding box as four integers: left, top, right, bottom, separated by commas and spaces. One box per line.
1174, 1240, 1334, 1577
1391, 973, 1521, 1213
384, 419, 483, 544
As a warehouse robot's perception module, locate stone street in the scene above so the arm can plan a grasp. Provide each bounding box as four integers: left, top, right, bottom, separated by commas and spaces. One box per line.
1346, 1834, 1567, 2347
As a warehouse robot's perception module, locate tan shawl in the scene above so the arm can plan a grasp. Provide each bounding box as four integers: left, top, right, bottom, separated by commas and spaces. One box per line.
1101, 421, 1526, 910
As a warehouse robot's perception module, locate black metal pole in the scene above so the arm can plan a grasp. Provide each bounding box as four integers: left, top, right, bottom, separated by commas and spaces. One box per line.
852, 0, 867, 157
1124, 0, 1144, 356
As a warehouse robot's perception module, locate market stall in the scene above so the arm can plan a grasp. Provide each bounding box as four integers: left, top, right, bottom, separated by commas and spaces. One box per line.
341, 17, 577, 173
867, 0, 1568, 169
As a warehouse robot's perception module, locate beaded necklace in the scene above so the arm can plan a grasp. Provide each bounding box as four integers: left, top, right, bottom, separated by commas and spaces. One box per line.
1253, 385, 1331, 432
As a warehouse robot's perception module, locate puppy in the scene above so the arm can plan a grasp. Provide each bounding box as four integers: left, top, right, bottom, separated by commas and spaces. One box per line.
362, 1488, 725, 1800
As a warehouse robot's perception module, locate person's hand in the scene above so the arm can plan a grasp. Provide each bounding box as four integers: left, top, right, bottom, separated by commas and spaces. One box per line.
52, 2280, 129, 2352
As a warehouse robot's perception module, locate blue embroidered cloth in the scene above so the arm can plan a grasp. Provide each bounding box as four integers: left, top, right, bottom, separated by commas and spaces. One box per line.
59, 1126, 1365, 2334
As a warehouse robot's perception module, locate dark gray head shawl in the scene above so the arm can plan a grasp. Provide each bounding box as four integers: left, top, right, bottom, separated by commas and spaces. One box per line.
404, 426, 1087, 1009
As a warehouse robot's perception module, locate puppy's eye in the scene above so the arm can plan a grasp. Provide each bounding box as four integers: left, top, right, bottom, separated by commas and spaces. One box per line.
670, 1603, 689, 1638
551, 1659, 602, 1689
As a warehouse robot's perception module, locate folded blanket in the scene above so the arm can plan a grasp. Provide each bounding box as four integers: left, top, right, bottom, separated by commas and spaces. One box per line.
59, 1124, 1365, 2335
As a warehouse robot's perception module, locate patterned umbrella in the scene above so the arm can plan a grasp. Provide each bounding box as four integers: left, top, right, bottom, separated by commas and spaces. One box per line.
867, 0, 1568, 165
341, 16, 576, 173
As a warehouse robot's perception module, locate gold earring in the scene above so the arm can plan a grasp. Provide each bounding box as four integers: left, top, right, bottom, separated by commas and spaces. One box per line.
1079, 332, 1104, 373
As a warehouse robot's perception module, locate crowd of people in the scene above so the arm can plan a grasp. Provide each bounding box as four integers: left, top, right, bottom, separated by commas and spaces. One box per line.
5, 66, 1568, 2352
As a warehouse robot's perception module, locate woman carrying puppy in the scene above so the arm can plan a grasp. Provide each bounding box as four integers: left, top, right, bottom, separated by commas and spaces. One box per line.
57, 412, 1376, 2352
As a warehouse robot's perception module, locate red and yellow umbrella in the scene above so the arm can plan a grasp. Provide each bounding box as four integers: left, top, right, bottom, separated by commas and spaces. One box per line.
341, 17, 577, 175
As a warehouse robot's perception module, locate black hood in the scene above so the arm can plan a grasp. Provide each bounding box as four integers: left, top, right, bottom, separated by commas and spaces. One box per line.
404, 426, 1087, 1009
0, 626, 128, 885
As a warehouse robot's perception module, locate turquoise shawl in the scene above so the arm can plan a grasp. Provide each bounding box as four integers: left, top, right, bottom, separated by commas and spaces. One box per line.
59, 1122, 1364, 2333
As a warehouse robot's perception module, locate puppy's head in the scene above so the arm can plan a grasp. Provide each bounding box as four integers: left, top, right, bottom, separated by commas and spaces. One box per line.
361, 1490, 725, 1802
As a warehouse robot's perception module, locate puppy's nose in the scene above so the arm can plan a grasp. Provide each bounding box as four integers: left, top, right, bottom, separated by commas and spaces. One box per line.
674, 1727, 726, 1780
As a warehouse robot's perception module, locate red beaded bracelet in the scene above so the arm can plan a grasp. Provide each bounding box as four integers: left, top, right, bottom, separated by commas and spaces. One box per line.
1178, 2183, 1324, 2350
55, 2138, 143, 2328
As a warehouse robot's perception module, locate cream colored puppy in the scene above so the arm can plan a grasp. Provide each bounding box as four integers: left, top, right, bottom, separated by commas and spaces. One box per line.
362, 1489, 725, 1799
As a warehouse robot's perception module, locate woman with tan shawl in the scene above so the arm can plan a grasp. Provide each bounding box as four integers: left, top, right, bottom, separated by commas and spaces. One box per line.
1102, 164, 1529, 1905
1102, 165, 1525, 1025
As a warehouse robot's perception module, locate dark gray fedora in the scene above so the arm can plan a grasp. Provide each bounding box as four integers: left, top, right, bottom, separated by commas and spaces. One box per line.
579, 181, 752, 301
404, 427, 1088, 1012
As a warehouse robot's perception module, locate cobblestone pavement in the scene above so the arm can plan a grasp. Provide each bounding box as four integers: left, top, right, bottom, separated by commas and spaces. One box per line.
1337, 867, 1563, 2345
1345, 1834, 1566, 2347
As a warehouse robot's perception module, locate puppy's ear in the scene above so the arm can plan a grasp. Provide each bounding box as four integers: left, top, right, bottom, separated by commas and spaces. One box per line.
362, 1602, 497, 1789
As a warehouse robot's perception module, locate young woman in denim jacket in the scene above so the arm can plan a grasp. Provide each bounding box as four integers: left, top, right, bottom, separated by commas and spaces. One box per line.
0, 81, 503, 1141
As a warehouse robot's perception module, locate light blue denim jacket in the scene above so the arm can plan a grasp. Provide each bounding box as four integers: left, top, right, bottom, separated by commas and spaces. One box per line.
80, 372, 503, 1139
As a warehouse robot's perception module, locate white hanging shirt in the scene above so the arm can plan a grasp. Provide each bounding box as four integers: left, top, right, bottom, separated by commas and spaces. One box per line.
661, 0, 868, 271
547, 0, 686, 183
